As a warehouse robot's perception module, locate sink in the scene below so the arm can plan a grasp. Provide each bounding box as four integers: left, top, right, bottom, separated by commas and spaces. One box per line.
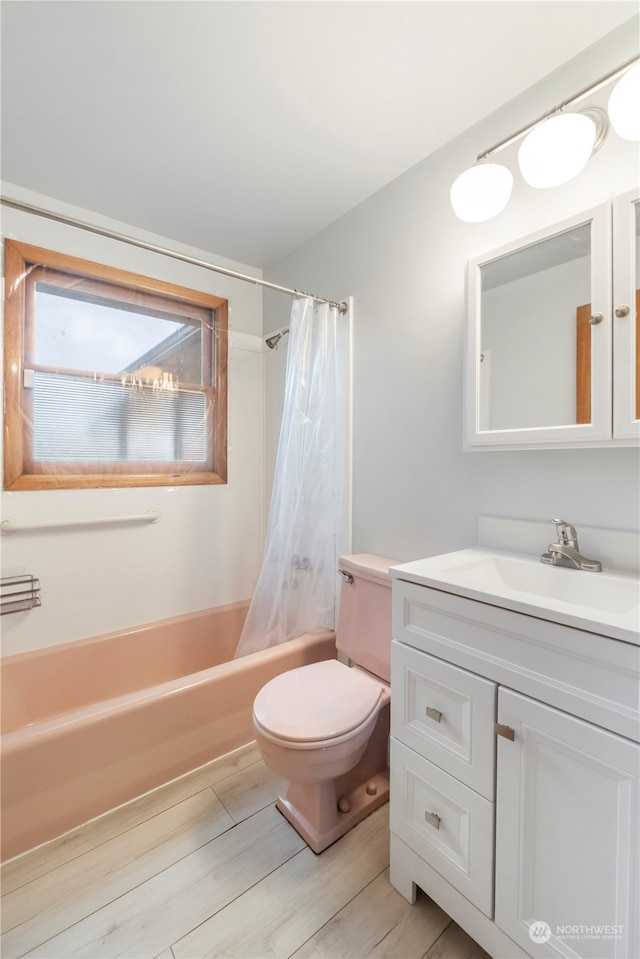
444, 554, 639, 615
392, 548, 640, 644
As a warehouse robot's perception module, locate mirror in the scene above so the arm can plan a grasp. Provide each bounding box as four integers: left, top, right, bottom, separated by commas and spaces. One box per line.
467, 194, 640, 448
478, 222, 592, 431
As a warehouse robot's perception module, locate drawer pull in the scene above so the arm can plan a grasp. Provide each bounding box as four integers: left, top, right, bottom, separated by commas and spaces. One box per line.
426, 706, 443, 723
424, 810, 441, 829
495, 722, 515, 741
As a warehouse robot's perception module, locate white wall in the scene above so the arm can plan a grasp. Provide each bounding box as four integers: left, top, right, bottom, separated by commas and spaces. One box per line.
263, 21, 640, 565
1, 185, 265, 655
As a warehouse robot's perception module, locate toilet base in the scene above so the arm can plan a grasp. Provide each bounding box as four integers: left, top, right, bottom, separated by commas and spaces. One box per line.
273, 703, 391, 854
276, 768, 390, 854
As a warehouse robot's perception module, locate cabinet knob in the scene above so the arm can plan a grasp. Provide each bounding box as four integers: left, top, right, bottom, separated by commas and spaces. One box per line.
588, 312, 604, 325
614, 304, 630, 318
425, 706, 442, 723
424, 811, 441, 830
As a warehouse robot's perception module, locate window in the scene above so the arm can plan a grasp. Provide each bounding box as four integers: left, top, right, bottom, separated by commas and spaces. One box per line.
3, 240, 228, 490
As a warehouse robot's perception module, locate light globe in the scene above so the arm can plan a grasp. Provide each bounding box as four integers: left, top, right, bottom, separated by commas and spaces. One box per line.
608, 63, 640, 140
450, 163, 513, 222
518, 113, 597, 188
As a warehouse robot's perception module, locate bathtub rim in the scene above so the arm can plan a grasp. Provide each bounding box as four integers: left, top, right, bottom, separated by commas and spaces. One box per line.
1, 629, 337, 748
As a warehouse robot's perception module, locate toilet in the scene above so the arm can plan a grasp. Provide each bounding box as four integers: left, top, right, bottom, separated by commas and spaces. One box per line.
252, 553, 398, 853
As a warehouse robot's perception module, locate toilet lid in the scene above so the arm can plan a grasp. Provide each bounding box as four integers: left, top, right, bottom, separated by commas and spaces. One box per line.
253, 659, 385, 743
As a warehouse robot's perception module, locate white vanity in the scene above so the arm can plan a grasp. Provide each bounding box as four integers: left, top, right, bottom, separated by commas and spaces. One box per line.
389, 518, 640, 959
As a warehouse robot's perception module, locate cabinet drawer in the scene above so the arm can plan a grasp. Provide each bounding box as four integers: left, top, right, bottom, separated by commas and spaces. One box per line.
393, 579, 640, 742
391, 640, 496, 799
390, 737, 495, 918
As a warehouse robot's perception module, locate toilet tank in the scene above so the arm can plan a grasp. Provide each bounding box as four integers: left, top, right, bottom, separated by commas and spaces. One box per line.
336, 554, 399, 684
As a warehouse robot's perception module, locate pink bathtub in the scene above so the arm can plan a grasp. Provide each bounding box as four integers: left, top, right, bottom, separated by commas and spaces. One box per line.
0, 601, 336, 862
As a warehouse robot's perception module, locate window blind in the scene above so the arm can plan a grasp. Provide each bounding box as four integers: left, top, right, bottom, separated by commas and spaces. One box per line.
32, 372, 207, 463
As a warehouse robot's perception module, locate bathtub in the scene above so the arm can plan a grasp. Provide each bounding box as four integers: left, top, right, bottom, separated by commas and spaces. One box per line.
0, 601, 336, 862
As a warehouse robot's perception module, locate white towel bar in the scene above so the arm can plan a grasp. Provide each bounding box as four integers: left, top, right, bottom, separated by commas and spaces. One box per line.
0, 508, 161, 533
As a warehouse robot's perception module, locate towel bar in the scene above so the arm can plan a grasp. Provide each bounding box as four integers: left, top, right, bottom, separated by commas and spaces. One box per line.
1, 507, 161, 533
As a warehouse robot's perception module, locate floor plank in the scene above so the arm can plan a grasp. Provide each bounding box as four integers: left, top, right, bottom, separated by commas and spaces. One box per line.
2, 789, 233, 956
424, 921, 492, 959
172, 805, 389, 959
212, 756, 286, 823
21, 805, 305, 959
293, 870, 451, 959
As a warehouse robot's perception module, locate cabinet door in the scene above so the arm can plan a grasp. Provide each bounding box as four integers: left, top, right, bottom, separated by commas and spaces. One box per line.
612, 187, 640, 439
495, 689, 639, 959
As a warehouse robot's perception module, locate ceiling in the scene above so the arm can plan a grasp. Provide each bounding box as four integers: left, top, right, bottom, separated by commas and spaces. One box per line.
1, 1, 636, 268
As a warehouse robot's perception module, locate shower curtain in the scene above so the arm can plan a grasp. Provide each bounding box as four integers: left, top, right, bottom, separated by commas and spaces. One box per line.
235, 296, 349, 657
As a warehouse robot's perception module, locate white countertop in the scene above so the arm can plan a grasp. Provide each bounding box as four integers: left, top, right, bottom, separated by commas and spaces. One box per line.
391, 548, 640, 646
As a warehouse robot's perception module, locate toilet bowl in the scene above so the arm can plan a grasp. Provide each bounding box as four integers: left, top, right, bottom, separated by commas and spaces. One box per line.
252, 554, 398, 854
254, 659, 390, 782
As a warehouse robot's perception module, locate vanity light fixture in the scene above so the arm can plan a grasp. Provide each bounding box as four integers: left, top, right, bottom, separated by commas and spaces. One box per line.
451, 55, 639, 222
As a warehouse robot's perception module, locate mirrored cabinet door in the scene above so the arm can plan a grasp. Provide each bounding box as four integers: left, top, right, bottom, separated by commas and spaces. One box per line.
613, 187, 640, 440
465, 197, 638, 449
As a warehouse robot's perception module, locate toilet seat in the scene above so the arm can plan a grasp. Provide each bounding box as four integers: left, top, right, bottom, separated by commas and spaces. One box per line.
253, 659, 386, 746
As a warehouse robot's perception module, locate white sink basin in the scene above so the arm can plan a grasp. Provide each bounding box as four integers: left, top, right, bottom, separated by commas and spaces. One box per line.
392, 548, 640, 643
445, 554, 639, 615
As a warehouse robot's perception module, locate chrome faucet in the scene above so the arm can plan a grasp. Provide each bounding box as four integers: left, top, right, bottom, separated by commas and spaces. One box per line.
541, 519, 602, 572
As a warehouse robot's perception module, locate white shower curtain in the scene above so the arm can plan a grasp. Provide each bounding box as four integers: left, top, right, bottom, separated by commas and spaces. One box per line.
235, 296, 349, 657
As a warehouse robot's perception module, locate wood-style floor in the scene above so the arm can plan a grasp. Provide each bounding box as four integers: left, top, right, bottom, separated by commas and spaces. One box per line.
1, 743, 490, 959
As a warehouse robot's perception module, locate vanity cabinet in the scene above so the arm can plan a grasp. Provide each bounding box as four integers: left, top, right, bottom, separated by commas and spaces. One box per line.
465, 187, 639, 449
390, 579, 640, 959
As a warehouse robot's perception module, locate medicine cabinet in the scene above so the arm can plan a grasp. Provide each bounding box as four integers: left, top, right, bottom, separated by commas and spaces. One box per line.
465, 187, 639, 449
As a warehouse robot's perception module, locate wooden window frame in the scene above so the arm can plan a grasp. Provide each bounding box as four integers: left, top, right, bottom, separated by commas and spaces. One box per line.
3, 240, 228, 490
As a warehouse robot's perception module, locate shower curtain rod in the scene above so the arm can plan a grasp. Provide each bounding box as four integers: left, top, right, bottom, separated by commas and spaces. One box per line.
0, 196, 349, 314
